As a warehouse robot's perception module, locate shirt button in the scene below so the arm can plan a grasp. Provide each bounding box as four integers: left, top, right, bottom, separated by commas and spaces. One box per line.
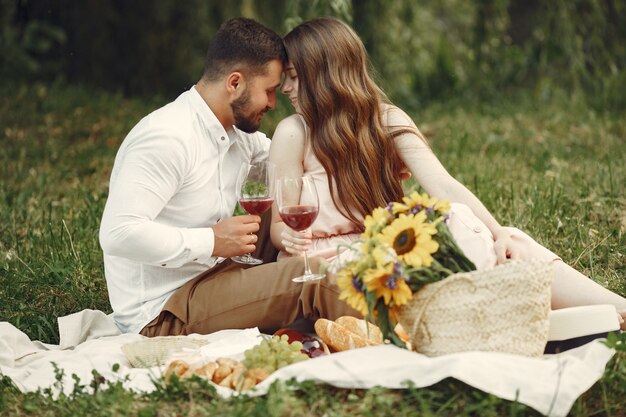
193, 258, 198, 262
221, 136, 226, 141
161, 264, 167, 267
473, 226, 482, 233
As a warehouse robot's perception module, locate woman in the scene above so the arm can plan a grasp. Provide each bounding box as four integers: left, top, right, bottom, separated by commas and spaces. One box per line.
269, 17, 626, 327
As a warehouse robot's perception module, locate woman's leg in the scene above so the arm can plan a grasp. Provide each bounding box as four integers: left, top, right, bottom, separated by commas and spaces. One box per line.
503, 227, 626, 329
551, 260, 626, 329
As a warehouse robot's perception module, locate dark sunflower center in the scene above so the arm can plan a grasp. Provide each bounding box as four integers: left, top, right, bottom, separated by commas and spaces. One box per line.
386, 274, 398, 289
393, 228, 416, 255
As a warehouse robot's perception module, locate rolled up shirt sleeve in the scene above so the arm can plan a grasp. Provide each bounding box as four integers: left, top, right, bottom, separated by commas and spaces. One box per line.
100, 219, 215, 268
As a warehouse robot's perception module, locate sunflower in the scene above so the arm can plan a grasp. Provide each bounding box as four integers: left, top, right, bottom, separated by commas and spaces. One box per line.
363, 263, 413, 306
392, 191, 442, 216
390, 201, 411, 215
336, 267, 369, 316
372, 244, 395, 267
362, 207, 391, 238
403, 191, 439, 210
434, 199, 451, 214
378, 212, 439, 267
335, 191, 474, 347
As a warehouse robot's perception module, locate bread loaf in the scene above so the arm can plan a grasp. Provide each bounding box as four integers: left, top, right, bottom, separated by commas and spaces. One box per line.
335, 316, 383, 344
314, 318, 382, 352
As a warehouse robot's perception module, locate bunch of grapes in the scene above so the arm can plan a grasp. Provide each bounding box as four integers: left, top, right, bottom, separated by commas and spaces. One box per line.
242, 334, 309, 372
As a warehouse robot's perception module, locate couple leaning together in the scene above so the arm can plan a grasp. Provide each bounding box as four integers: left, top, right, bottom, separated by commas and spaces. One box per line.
99, 17, 626, 338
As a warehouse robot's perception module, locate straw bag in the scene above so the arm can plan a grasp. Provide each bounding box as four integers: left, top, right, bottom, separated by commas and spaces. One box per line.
397, 260, 553, 357
122, 336, 209, 368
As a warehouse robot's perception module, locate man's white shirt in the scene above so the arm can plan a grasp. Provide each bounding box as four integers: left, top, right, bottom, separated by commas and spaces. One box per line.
99, 86, 270, 333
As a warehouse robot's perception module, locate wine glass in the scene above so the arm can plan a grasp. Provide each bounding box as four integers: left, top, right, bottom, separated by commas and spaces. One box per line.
275, 176, 324, 282
231, 161, 274, 265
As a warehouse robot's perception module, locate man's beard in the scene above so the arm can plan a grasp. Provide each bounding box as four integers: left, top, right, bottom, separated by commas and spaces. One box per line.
231, 90, 265, 133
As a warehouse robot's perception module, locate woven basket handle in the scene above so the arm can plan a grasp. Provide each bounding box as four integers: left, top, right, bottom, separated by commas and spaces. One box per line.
409, 274, 477, 342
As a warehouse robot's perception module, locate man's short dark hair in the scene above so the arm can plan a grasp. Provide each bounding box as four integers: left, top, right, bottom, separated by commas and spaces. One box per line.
202, 18, 286, 81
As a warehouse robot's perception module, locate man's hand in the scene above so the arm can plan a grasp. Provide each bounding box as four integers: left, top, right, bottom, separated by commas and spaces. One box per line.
212, 215, 261, 258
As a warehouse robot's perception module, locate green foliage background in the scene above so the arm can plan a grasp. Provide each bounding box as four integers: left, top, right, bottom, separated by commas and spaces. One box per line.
1, 0, 625, 110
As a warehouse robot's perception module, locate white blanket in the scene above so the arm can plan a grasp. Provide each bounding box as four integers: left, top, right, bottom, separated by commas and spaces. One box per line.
0, 309, 615, 417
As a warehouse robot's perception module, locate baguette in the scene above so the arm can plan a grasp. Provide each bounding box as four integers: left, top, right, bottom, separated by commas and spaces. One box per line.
314, 318, 381, 352
335, 316, 383, 344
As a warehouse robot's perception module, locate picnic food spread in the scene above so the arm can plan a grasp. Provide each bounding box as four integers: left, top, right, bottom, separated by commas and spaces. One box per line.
160, 317, 392, 391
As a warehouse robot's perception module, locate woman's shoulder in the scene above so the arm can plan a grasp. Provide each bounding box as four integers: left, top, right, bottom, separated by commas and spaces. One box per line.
270, 114, 307, 160
380, 104, 414, 126
273, 114, 307, 142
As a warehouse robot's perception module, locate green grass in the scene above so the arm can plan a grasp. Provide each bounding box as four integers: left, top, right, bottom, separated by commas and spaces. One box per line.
1, 83, 625, 416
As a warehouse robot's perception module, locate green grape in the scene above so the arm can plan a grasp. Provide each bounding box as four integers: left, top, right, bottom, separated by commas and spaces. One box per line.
242, 335, 309, 372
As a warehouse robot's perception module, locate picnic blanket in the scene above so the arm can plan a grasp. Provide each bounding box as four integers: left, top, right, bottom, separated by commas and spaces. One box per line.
0, 309, 616, 417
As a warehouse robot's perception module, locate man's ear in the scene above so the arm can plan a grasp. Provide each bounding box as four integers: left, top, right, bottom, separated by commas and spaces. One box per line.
226, 72, 245, 97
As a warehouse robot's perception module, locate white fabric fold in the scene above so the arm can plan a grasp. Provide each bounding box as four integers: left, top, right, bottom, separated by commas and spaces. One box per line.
0, 310, 614, 417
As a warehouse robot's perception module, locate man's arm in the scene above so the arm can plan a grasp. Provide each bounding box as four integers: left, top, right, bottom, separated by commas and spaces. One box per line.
100, 127, 265, 266
99, 131, 216, 268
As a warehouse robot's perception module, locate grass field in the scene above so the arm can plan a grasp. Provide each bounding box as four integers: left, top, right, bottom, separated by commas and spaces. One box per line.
1, 84, 624, 416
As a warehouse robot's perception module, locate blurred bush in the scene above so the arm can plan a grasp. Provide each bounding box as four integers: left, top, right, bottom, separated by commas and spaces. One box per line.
1, 0, 624, 110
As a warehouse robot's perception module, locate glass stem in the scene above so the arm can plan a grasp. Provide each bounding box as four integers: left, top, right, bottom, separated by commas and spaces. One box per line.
302, 250, 313, 276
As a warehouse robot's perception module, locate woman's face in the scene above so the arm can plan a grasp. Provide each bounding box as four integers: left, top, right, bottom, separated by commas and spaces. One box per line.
280, 61, 300, 113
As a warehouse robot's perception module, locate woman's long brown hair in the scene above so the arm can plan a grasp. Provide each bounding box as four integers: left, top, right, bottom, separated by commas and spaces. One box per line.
283, 17, 416, 230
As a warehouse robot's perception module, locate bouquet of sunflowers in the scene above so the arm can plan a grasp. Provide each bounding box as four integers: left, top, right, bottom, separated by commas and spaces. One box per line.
335, 191, 476, 347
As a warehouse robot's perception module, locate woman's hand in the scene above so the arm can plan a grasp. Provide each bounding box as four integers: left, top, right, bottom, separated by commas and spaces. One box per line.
281, 228, 312, 256
492, 228, 521, 264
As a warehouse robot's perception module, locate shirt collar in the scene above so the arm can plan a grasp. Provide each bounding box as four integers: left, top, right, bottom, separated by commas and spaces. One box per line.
189, 85, 234, 145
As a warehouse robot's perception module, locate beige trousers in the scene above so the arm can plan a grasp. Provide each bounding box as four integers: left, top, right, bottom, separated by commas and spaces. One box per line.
140, 213, 360, 337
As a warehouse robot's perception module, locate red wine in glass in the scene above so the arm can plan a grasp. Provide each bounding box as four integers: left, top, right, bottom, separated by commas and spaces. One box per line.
276, 176, 324, 283
278, 205, 319, 231
231, 162, 274, 265
239, 198, 274, 216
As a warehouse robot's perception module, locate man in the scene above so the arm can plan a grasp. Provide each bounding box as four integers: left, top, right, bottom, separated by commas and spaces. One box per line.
99, 18, 358, 336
